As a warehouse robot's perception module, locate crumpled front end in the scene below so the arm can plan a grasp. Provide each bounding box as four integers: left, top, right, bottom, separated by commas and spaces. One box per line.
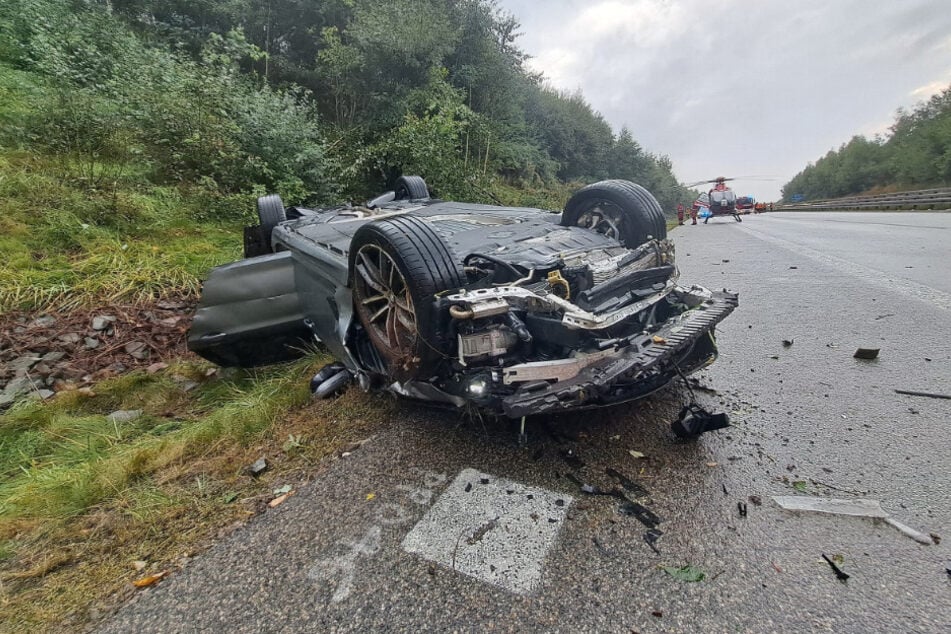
386, 236, 738, 418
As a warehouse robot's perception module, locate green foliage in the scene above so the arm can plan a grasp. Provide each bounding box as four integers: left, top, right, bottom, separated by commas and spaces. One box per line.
783, 84, 951, 200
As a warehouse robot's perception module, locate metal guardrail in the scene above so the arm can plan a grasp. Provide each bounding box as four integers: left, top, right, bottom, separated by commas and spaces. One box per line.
778, 187, 951, 211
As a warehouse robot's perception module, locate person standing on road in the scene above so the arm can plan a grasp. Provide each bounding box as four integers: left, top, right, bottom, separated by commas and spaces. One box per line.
677, 203, 685, 225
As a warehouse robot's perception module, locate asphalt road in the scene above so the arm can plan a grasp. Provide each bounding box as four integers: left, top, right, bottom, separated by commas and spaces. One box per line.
99, 212, 951, 634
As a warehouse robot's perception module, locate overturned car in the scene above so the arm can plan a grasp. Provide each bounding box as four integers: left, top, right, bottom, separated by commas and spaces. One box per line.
188, 177, 737, 419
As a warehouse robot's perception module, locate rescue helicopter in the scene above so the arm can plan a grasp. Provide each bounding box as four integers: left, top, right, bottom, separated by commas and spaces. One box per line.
685, 176, 777, 224
687, 176, 741, 223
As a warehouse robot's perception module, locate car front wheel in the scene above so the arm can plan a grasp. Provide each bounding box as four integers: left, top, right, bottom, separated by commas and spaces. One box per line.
350, 215, 465, 380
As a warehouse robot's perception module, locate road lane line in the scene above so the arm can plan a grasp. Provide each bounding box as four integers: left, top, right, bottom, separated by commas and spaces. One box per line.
402, 468, 572, 595
736, 224, 951, 311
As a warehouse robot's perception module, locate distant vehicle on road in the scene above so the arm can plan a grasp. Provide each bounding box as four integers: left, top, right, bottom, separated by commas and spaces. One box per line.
736, 196, 755, 214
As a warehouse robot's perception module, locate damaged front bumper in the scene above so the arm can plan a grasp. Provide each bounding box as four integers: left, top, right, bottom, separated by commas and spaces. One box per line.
494, 289, 737, 417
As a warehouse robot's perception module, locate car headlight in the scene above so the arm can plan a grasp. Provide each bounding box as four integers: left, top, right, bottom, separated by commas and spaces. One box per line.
468, 377, 489, 397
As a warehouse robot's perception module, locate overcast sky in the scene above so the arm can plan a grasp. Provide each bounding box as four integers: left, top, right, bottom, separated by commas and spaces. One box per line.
496, 0, 951, 201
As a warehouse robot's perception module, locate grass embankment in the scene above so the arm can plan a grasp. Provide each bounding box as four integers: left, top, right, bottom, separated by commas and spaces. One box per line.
0, 65, 389, 631
0, 357, 395, 632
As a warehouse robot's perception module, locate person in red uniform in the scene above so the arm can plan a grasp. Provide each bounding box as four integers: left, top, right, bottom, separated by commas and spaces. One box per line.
677, 203, 685, 225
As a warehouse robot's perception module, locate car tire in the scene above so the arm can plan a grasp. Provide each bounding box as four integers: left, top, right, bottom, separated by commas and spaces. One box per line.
562, 180, 666, 247
350, 214, 465, 380
257, 194, 287, 253
611, 180, 667, 240
394, 175, 429, 200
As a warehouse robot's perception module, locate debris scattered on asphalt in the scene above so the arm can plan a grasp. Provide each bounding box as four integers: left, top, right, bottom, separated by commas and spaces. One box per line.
269, 492, 293, 508
618, 500, 661, 529
132, 570, 168, 588
894, 389, 951, 401
592, 536, 610, 556
782, 339, 794, 347
651, 610, 663, 618
738, 501, 748, 517
464, 482, 472, 493
671, 403, 730, 438
605, 468, 649, 498
789, 266, 798, 269
628, 449, 646, 459
466, 517, 499, 545
930, 533, 941, 545
661, 564, 705, 582
706, 461, 718, 468
821, 554, 849, 582
132, 560, 147, 571
853, 347, 879, 360
722, 483, 729, 496
874, 313, 895, 321
771, 562, 783, 573
248, 457, 268, 477
772, 496, 933, 545
273, 484, 292, 495
644, 528, 663, 555
749, 495, 762, 506
365, 492, 375, 501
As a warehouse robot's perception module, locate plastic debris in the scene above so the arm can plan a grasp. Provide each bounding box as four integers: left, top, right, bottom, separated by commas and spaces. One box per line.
853, 348, 880, 360
821, 554, 849, 582
894, 389, 951, 401
772, 496, 932, 545
248, 457, 268, 477
618, 500, 661, 529
782, 339, 794, 347
628, 450, 646, 459
671, 404, 730, 438
644, 528, 663, 555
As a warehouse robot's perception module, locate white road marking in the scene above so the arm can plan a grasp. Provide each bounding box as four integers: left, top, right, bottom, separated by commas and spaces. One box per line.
307, 525, 382, 603
308, 470, 447, 603
401, 468, 572, 595
736, 223, 951, 311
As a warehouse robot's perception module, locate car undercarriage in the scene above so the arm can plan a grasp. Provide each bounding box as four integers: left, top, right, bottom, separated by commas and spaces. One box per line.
188, 177, 738, 423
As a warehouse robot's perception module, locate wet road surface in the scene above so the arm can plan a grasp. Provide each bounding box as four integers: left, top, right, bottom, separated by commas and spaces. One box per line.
99, 212, 950, 633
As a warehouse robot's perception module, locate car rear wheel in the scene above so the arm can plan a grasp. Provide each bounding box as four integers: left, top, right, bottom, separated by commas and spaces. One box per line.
394, 175, 429, 200
561, 180, 666, 247
350, 215, 465, 380
257, 194, 287, 253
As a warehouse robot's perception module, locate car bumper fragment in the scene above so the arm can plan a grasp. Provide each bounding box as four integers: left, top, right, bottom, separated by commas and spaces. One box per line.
500, 290, 738, 418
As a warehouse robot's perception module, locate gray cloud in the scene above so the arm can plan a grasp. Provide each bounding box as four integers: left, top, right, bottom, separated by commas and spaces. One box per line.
498, 0, 951, 200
